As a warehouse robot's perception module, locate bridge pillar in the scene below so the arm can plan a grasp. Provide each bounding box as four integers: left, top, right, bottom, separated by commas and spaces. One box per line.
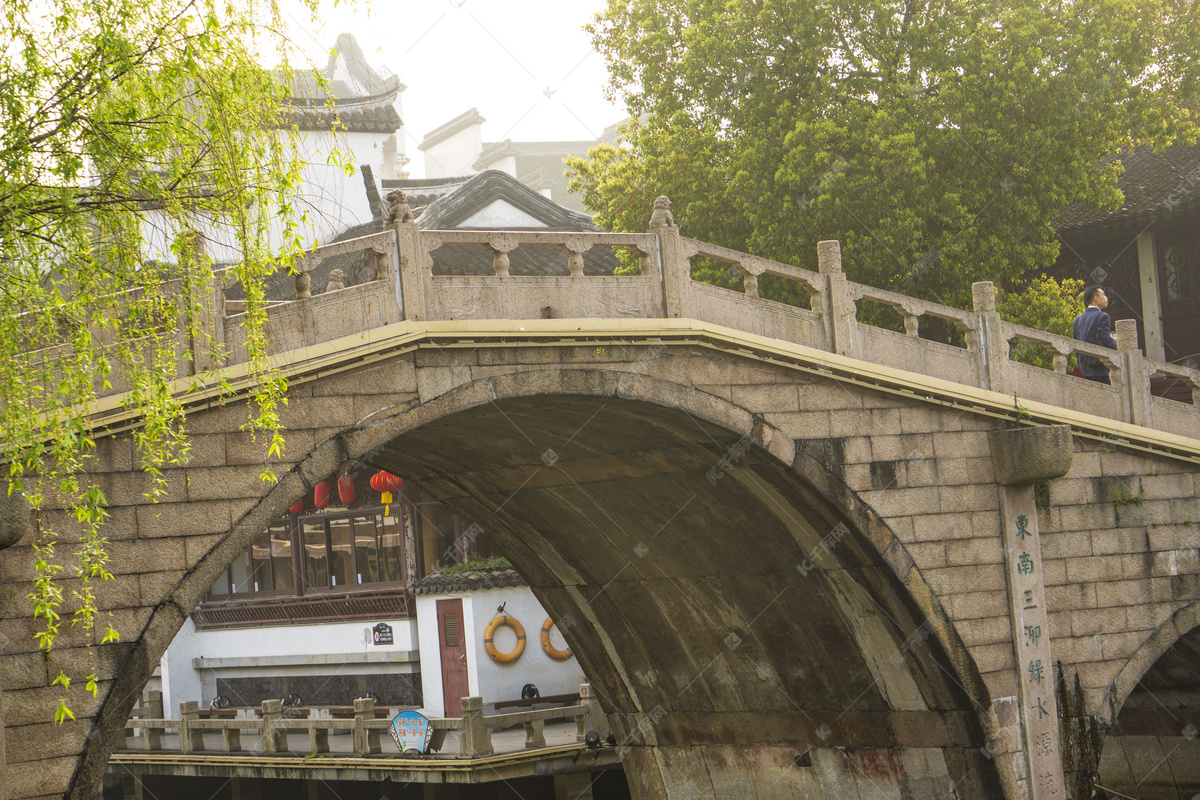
650, 202, 693, 320
973, 281, 1011, 395
1116, 319, 1151, 427
460, 696, 493, 757
818, 240, 858, 358
989, 425, 1074, 800
394, 219, 427, 322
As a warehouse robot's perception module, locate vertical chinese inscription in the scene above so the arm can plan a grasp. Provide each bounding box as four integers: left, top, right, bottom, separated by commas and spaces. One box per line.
1000, 486, 1065, 799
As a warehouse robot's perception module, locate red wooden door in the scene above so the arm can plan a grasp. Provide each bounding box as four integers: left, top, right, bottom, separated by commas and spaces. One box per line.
437, 599, 470, 718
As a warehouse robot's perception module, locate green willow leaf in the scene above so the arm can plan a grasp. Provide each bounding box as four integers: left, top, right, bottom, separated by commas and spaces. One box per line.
1, 0, 347, 722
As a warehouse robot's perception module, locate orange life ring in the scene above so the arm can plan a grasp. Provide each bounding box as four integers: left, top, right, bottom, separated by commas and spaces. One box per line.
540, 617, 572, 661
483, 615, 526, 664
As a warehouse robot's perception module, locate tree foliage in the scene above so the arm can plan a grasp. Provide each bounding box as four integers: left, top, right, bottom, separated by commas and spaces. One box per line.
569, 0, 1200, 308
0, 0, 329, 718
999, 274, 1085, 369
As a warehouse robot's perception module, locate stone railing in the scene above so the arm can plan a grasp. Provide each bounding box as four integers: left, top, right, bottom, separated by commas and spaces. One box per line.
58, 197, 1199, 439
122, 684, 606, 758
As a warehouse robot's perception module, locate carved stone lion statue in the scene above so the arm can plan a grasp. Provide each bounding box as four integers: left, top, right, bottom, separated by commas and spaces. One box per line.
325, 268, 347, 293
386, 190, 416, 225
648, 195, 676, 228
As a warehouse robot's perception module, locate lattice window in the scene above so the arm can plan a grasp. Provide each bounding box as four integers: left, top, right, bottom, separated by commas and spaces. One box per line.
1164, 242, 1190, 301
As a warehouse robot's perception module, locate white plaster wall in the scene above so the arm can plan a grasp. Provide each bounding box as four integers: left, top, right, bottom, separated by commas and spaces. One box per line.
138, 125, 393, 264
423, 126, 483, 179
160, 616, 417, 708
160, 617, 203, 714
415, 585, 584, 717
459, 199, 548, 229
479, 153, 517, 177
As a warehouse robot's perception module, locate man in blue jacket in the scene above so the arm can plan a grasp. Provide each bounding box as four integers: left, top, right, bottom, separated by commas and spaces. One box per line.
1072, 286, 1118, 384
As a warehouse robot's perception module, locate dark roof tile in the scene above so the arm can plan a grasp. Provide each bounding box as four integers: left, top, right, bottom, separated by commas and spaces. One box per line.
410, 568, 528, 595
1055, 143, 1200, 234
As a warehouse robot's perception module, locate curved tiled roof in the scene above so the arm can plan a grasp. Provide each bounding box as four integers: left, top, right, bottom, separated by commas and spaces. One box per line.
410, 568, 528, 596
1055, 143, 1200, 235
416, 170, 598, 231
277, 33, 404, 133
280, 96, 402, 133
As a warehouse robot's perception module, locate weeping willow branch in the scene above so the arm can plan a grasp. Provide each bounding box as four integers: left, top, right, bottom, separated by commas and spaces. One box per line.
0, 0, 344, 721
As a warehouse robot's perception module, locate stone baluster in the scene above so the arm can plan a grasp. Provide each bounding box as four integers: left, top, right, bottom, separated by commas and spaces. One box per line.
293, 256, 312, 300
650, 196, 693, 319
742, 269, 759, 297
484, 234, 519, 277
627, 242, 657, 279
1052, 346, 1070, 374
222, 725, 242, 753
143, 724, 162, 752
559, 236, 594, 277
353, 698, 380, 755
1116, 319, 1151, 426
523, 718, 547, 749
308, 708, 329, 754
460, 696, 493, 756
818, 241, 858, 358
260, 699, 286, 754
179, 701, 204, 753
972, 281, 1010, 395
902, 308, 920, 338
1186, 375, 1200, 407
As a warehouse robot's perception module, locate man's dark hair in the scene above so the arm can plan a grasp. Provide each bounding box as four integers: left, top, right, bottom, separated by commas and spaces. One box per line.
1083, 285, 1104, 306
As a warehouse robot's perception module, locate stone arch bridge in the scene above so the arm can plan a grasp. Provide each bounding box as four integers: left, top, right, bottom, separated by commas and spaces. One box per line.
2, 213, 1200, 800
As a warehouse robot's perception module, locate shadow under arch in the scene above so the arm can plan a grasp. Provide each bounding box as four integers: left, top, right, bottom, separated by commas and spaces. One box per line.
1103, 599, 1200, 723
1095, 601, 1200, 796
78, 365, 1004, 800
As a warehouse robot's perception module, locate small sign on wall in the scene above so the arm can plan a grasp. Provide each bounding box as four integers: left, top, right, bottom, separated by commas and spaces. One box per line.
372, 622, 394, 645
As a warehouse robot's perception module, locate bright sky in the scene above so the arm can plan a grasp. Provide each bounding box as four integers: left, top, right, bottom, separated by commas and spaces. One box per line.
278, 0, 626, 178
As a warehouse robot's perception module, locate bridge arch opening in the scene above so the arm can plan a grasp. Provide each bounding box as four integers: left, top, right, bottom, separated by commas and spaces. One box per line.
1097, 604, 1200, 798
84, 380, 1004, 800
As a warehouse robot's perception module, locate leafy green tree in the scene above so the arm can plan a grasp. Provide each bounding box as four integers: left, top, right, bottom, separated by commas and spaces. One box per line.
999, 275, 1085, 369
0, 0, 330, 720
569, 0, 1199, 309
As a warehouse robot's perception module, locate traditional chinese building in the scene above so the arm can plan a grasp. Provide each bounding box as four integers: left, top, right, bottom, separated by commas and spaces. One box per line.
1052, 142, 1200, 366
417, 110, 623, 213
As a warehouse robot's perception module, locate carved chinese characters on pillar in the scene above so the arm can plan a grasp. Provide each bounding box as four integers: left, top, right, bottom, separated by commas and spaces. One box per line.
1000, 488, 1065, 799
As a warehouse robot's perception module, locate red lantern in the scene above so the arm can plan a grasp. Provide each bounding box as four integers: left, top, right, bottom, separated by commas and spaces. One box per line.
370, 471, 404, 514
338, 475, 356, 505
289, 499, 304, 515
314, 480, 331, 509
